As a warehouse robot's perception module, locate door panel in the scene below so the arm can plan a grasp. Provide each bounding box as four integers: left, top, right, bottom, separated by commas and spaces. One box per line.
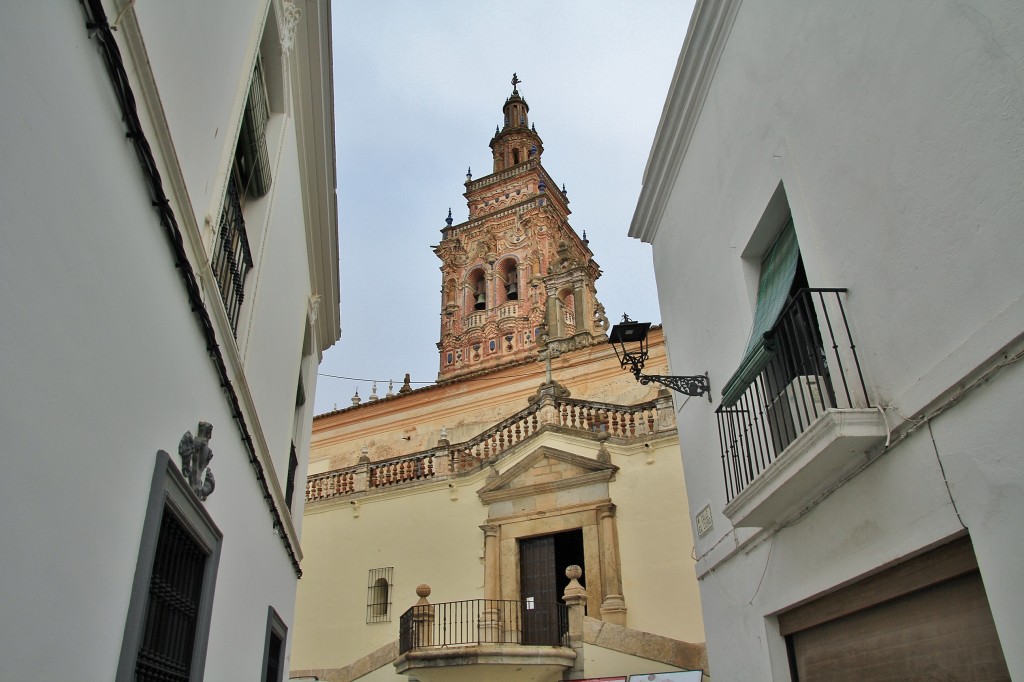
519, 535, 558, 645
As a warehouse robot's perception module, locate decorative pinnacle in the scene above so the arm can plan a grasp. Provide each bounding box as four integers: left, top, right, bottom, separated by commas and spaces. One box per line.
511, 72, 521, 92
445, 207, 453, 227
562, 183, 568, 195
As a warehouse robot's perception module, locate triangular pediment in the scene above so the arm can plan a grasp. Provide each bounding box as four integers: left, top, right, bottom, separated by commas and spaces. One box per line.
477, 445, 618, 504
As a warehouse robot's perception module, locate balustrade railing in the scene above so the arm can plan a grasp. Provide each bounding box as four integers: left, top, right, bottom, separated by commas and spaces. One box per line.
558, 398, 660, 438
306, 469, 354, 501
370, 453, 436, 487
497, 302, 519, 319
399, 599, 568, 653
716, 288, 869, 501
449, 402, 542, 473
305, 395, 670, 502
464, 312, 486, 328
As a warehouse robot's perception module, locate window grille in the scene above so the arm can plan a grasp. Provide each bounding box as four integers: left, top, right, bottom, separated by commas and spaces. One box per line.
212, 173, 253, 334
366, 567, 394, 623
237, 54, 273, 198
134, 509, 209, 682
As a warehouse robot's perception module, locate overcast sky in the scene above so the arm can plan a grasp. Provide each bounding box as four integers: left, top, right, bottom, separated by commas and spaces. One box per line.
315, 0, 695, 414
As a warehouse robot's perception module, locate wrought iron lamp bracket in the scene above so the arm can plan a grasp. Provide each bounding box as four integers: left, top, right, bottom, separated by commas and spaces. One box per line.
636, 371, 712, 402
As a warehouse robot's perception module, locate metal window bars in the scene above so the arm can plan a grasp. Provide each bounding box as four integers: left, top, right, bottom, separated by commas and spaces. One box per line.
716, 288, 870, 501
212, 173, 253, 334
366, 567, 394, 623
134, 509, 208, 682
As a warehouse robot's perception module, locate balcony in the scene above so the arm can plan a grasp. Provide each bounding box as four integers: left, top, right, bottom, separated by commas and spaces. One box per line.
716, 289, 887, 527
395, 591, 574, 682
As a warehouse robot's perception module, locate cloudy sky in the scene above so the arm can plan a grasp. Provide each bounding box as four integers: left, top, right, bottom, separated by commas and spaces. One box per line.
315, 0, 695, 414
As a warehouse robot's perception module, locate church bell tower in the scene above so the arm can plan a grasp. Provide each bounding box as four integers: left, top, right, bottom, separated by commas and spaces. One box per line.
434, 75, 609, 383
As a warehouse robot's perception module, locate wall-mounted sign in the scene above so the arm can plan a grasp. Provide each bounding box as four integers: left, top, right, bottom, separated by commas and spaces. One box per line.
695, 504, 713, 537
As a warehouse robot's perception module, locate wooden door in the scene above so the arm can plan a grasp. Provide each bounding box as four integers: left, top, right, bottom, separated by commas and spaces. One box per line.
519, 535, 558, 645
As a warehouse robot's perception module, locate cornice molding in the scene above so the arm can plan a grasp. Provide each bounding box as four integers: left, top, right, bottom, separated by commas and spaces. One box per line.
629, 0, 742, 244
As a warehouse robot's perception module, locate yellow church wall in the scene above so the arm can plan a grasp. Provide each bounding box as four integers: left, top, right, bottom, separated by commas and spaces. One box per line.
610, 435, 705, 644
292, 469, 492, 671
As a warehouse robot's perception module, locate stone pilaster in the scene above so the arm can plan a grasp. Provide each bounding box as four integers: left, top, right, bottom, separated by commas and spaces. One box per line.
597, 503, 627, 625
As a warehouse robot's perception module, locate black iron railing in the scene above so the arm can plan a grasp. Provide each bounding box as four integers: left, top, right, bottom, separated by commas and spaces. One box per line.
212, 174, 253, 334
716, 288, 869, 501
399, 599, 568, 653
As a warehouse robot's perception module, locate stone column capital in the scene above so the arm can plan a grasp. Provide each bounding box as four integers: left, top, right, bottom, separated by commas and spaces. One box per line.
596, 502, 617, 519
480, 523, 500, 538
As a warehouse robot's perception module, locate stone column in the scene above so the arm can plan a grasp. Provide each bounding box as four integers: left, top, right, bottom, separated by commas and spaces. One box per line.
480, 524, 503, 642
597, 503, 627, 625
562, 565, 588, 675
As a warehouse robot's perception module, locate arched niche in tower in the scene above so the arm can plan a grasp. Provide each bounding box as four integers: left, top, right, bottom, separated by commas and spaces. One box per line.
496, 258, 520, 305
558, 287, 577, 335
467, 267, 487, 313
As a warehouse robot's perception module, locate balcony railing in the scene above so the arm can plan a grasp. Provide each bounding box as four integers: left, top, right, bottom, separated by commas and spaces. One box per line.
716, 288, 869, 501
211, 174, 253, 334
399, 599, 568, 653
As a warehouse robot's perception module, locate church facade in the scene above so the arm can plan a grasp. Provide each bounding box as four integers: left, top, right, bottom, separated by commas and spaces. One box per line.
291, 81, 706, 682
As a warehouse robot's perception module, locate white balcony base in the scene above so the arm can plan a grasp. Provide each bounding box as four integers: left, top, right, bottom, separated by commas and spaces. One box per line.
394, 643, 575, 682
723, 409, 888, 528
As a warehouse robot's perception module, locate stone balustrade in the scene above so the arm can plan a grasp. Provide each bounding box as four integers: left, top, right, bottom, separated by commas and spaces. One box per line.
305, 393, 673, 503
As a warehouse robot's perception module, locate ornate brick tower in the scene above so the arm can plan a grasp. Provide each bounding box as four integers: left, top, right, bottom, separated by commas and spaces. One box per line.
434, 75, 609, 383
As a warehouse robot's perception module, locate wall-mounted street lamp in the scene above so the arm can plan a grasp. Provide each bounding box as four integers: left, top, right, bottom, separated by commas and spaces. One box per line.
608, 314, 711, 401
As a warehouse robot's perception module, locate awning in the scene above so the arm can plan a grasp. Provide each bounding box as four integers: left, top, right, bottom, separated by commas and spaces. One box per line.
720, 220, 800, 406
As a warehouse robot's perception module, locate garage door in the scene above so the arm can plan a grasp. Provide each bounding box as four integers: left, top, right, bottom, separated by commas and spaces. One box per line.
779, 537, 1009, 681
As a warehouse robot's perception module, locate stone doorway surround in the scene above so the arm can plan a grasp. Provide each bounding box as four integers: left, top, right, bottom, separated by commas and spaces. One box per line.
477, 445, 627, 624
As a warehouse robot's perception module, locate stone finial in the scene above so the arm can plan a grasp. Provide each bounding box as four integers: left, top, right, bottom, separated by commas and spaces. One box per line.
438, 425, 449, 446
415, 584, 432, 605
596, 431, 611, 463
369, 382, 379, 402
446, 207, 454, 226
562, 183, 568, 195
351, 389, 361, 406
399, 373, 413, 394
358, 444, 370, 464
386, 380, 395, 398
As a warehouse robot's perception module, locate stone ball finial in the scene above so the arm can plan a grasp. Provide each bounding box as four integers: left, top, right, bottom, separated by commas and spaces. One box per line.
565, 565, 582, 580
416, 584, 431, 598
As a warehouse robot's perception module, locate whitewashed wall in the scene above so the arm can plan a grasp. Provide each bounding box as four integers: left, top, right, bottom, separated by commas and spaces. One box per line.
0, 0, 333, 679
633, 0, 1024, 678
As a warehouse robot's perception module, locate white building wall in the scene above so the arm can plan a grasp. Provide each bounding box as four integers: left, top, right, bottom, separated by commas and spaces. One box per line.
633, 1, 1024, 679
0, 0, 336, 679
